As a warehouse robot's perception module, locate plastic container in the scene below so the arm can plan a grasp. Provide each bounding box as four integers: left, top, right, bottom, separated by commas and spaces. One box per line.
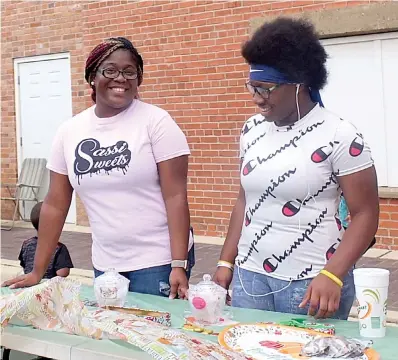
188, 274, 227, 324
94, 268, 130, 308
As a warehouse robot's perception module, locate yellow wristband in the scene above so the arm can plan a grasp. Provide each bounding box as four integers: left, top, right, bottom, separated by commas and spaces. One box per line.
217, 260, 234, 271
320, 269, 343, 287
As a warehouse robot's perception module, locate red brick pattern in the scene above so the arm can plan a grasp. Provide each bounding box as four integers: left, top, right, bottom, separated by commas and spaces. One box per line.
3, 1, 397, 247
378, 199, 398, 250
1, 1, 91, 221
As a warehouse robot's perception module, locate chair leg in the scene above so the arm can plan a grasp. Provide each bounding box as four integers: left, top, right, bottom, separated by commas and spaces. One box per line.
18, 200, 25, 221
2, 347, 11, 360
1, 198, 19, 231
1, 187, 16, 231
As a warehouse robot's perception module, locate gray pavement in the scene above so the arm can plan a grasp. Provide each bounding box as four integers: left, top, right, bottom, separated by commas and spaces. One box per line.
1, 227, 398, 311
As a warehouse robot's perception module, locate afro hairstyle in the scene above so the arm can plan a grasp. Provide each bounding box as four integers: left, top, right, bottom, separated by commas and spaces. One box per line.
241, 17, 328, 90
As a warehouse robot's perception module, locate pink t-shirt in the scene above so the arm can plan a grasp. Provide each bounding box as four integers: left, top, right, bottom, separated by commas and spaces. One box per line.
47, 100, 192, 272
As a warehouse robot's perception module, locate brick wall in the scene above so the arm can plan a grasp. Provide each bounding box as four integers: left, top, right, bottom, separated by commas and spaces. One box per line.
0, 0, 90, 223
378, 199, 398, 249
2, 0, 397, 249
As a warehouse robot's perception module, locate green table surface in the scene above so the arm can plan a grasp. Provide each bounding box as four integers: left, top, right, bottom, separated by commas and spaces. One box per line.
2, 285, 398, 359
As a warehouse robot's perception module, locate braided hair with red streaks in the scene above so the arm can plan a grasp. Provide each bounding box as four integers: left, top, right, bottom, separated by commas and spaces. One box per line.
85, 37, 143, 103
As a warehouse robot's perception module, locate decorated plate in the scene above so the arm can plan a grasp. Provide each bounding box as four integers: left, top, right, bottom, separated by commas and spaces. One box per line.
218, 323, 380, 360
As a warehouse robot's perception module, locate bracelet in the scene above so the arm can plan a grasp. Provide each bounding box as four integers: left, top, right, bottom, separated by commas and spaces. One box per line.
320, 269, 343, 287
217, 260, 234, 271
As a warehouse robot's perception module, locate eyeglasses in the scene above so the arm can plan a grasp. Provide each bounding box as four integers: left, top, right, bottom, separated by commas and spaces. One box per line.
245, 81, 279, 99
99, 67, 138, 80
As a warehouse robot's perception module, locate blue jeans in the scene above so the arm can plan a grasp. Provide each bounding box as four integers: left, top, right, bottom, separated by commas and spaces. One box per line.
94, 245, 195, 297
231, 266, 355, 320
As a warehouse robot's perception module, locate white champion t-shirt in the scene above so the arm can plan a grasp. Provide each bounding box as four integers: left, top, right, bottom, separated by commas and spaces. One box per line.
47, 100, 192, 272
236, 104, 374, 281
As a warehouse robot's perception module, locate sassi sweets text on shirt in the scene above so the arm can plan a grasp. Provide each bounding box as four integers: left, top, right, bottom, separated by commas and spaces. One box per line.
74, 138, 131, 178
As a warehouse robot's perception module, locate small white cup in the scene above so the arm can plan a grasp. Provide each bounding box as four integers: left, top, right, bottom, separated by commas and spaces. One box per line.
353, 268, 389, 338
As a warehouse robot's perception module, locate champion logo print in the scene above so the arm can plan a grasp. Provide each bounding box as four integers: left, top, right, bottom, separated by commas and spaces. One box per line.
242, 122, 252, 135
237, 222, 273, 266
311, 141, 340, 163
241, 116, 266, 135
335, 215, 342, 231
244, 168, 297, 226
242, 160, 257, 176
296, 265, 313, 279
281, 174, 337, 217
263, 208, 328, 273
243, 130, 267, 155
326, 238, 342, 261
281, 200, 301, 217
349, 133, 364, 157
242, 120, 325, 176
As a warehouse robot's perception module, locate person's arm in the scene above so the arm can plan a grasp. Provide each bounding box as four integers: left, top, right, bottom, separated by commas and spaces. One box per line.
213, 183, 245, 298
300, 121, 377, 318
33, 172, 73, 278
54, 243, 74, 278
325, 167, 379, 279
213, 159, 246, 294
213, 119, 248, 293
148, 111, 191, 299
158, 155, 190, 299
2, 172, 72, 288
18, 245, 26, 269
219, 183, 246, 264
56, 268, 70, 277
2, 121, 72, 288
158, 155, 190, 262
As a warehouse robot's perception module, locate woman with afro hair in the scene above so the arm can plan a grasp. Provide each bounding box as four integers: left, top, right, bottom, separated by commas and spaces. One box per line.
214, 18, 379, 319
3, 37, 195, 300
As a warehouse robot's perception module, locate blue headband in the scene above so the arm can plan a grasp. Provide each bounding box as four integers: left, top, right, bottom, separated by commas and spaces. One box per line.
249, 64, 324, 107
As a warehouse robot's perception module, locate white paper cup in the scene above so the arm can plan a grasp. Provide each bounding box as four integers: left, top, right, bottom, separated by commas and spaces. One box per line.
353, 268, 389, 338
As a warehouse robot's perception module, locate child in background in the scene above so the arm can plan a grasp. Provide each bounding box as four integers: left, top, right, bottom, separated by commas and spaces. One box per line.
2, 203, 74, 360
18, 202, 74, 279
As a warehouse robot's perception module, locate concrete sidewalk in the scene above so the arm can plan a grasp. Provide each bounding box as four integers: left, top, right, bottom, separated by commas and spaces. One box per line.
1, 223, 398, 324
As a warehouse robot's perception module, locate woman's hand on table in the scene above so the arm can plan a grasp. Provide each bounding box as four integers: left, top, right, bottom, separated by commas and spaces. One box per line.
1, 271, 42, 289
299, 273, 342, 319
169, 268, 189, 300
213, 267, 233, 305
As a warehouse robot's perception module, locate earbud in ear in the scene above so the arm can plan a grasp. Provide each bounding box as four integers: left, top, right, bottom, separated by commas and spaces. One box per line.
90, 81, 95, 86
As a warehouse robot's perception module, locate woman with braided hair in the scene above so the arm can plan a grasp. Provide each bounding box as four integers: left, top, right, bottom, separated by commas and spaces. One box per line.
3, 37, 194, 299
85, 37, 143, 106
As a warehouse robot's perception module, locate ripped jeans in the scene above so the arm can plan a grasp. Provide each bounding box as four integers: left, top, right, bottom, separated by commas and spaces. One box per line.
231, 266, 355, 320
94, 245, 195, 297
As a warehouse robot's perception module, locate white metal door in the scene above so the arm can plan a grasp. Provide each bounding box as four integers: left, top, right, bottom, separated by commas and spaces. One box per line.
16, 55, 76, 223
381, 38, 398, 187
321, 39, 387, 185
321, 33, 398, 187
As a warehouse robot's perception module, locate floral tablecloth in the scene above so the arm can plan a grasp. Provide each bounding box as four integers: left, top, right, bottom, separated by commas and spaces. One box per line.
0, 277, 247, 360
